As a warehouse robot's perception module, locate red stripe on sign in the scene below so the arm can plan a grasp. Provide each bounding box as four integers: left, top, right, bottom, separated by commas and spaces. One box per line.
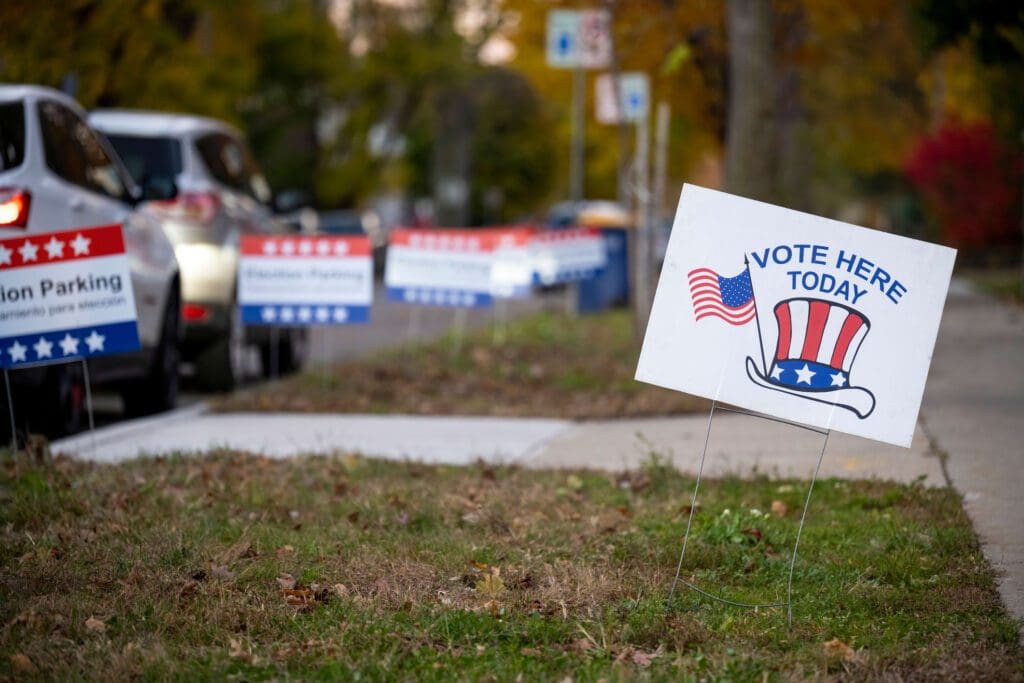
774, 302, 792, 361
0, 224, 125, 271
389, 228, 497, 251
801, 300, 830, 361
240, 235, 372, 257
533, 227, 601, 244
830, 312, 864, 369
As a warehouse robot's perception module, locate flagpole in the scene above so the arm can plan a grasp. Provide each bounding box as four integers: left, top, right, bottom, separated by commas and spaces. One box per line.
745, 254, 768, 375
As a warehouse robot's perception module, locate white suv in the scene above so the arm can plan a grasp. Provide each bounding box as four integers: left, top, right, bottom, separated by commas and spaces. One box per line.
0, 85, 181, 436
90, 110, 306, 390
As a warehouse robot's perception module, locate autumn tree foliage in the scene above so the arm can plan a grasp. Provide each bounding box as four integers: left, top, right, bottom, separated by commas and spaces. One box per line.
904, 120, 1021, 252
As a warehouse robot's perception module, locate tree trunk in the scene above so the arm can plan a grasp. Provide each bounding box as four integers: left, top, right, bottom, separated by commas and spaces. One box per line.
724, 0, 776, 202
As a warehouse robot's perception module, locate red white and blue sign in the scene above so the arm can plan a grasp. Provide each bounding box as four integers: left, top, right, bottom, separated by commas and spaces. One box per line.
0, 224, 140, 369
637, 185, 957, 448
385, 228, 506, 308
237, 235, 373, 325
532, 228, 607, 285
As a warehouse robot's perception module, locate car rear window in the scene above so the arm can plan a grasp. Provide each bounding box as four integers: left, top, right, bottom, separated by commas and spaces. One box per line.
106, 134, 182, 185
0, 101, 26, 171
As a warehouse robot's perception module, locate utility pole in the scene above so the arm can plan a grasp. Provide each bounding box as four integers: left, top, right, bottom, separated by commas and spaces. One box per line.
570, 66, 585, 201
633, 110, 651, 338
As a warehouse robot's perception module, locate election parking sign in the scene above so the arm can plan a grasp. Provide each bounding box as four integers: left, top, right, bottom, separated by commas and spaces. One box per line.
0, 225, 140, 369
385, 228, 501, 308
491, 228, 535, 299
237, 235, 373, 325
636, 185, 956, 448
531, 228, 607, 286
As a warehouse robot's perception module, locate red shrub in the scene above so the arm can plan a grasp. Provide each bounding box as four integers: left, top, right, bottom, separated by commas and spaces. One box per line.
904, 120, 1021, 250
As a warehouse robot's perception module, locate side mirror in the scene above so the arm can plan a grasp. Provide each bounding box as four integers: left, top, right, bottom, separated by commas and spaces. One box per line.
141, 176, 178, 202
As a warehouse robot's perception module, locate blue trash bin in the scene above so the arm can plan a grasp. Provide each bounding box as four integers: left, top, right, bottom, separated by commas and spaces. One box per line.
578, 227, 630, 313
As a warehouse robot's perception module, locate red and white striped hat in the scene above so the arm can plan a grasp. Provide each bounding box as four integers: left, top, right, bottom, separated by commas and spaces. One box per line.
745, 298, 876, 418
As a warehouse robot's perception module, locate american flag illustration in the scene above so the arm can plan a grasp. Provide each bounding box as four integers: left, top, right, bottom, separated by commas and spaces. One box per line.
688, 267, 756, 325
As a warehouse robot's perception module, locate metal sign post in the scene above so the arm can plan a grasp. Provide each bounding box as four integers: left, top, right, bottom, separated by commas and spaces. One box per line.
3, 369, 15, 454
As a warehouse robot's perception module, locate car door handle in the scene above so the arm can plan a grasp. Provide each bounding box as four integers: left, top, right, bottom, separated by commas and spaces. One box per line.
69, 198, 85, 211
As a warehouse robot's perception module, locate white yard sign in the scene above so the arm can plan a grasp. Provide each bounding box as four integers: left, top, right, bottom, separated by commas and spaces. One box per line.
237, 235, 373, 325
636, 185, 956, 448
0, 225, 140, 368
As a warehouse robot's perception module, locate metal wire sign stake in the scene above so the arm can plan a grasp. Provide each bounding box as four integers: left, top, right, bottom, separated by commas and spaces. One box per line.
666, 400, 834, 626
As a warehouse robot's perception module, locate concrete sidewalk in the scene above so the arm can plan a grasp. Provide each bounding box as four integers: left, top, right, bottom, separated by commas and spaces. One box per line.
52, 406, 943, 486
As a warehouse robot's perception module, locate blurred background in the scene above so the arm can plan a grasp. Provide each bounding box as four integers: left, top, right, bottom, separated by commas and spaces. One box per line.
2, 0, 1022, 261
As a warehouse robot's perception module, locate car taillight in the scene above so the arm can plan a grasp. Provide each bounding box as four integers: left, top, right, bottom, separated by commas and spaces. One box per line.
150, 191, 220, 226
182, 303, 212, 322
0, 187, 31, 228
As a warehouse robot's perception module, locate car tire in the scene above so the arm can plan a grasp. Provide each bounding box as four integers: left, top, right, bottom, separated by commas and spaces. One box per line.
195, 303, 246, 392
122, 288, 180, 417
36, 362, 86, 438
260, 328, 308, 378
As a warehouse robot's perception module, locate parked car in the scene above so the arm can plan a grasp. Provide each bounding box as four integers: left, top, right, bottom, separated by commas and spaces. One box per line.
89, 109, 307, 390
0, 85, 181, 436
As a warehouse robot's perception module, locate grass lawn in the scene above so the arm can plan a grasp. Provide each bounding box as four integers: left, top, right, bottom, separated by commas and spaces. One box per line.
1, 451, 1020, 681
966, 269, 1024, 305
216, 311, 708, 419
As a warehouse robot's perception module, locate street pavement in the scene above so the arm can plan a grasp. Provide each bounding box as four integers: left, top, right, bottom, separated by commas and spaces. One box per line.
50, 280, 1023, 624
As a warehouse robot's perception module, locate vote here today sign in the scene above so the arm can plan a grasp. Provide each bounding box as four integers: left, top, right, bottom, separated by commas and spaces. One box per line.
636, 185, 956, 448
0, 224, 140, 369
237, 235, 373, 325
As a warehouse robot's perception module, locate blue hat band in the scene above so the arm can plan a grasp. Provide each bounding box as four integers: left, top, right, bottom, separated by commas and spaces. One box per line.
768, 359, 849, 391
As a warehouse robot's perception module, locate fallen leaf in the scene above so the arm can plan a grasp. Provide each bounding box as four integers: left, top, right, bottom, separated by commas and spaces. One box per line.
277, 544, 295, 557
276, 573, 297, 590
85, 616, 107, 633
10, 652, 38, 674
771, 500, 788, 517
333, 583, 349, 597
477, 572, 506, 597
823, 637, 856, 662
520, 647, 541, 657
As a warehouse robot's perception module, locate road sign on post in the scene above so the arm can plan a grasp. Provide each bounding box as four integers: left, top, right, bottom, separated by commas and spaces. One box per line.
546, 11, 581, 68
546, 9, 611, 69
595, 72, 650, 124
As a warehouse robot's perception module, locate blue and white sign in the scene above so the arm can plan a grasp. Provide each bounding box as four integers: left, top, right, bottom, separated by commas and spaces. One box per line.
596, 72, 650, 124
0, 224, 140, 369
385, 228, 510, 309
547, 9, 611, 69
237, 235, 373, 325
636, 185, 957, 448
532, 228, 608, 285
546, 10, 580, 69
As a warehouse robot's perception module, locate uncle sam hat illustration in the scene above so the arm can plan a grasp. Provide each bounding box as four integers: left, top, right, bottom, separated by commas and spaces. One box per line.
745, 297, 876, 418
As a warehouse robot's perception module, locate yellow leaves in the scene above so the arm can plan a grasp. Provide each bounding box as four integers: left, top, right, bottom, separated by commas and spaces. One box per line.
477, 571, 506, 598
